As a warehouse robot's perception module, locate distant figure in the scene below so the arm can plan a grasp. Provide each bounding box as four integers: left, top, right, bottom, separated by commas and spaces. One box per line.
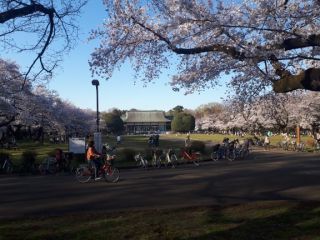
185, 134, 192, 154
316, 131, 320, 144
146, 134, 160, 147
283, 133, 290, 143
264, 135, 270, 150
155, 134, 159, 147
116, 135, 121, 144
55, 148, 65, 171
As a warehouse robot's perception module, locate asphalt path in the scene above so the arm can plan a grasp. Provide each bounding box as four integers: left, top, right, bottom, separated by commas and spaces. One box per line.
1, 149, 320, 219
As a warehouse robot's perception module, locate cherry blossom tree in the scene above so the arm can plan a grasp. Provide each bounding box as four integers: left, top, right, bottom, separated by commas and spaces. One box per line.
0, 59, 25, 127
258, 93, 293, 132
90, 0, 320, 96
295, 92, 320, 134
24, 85, 94, 141
0, 59, 93, 143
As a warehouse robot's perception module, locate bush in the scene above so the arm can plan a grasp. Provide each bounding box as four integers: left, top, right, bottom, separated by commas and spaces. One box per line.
144, 148, 154, 161
0, 151, 10, 162
47, 149, 57, 157
72, 153, 86, 165
117, 148, 136, 164
20, 150, 37, 173
306, 139, 315, 147
191, 141, 206, 153
0, 151, 11, 170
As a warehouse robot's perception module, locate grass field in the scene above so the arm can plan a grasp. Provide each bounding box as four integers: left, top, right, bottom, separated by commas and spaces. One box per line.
1, 201, 320, 240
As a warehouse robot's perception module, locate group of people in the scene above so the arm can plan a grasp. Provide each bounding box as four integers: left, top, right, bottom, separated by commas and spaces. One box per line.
148, 134, 160, 147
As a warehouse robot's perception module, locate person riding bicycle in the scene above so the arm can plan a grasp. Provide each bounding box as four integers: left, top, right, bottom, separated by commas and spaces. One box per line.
185, 134, 192, 155
86, 140, 102, 180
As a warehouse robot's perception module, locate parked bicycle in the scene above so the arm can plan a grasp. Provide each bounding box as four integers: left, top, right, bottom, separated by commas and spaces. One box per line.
135, 153, 149, 169
165, 149, 178, 168
211, 139, 250, 161
211, 144, 236, 161
180, 148, 201, 166
278, 139, 305, 152
0, 157, 13, 174
277, 140, 289, 150
293, 141, 305, 152
39, 157, 57, 175
75, 155, 120, 183
151, 148, 165, 168
314, 140, 320, 152
39, 155, 70, 175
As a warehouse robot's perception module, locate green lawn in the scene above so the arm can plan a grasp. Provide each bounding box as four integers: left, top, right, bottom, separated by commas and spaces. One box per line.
1, 141, 67, 165
1, 201, 320, 240
162, 133, 314, 145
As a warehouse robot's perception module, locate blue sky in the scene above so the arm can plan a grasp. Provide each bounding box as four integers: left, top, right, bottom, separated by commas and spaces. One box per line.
27, 0, 228, 112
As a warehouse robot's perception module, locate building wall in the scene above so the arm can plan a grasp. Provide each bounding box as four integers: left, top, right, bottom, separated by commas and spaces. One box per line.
125, 122, 167, 134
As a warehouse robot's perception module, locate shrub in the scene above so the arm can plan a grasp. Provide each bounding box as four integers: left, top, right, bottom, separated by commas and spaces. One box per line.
21, 150, 37, 163
20, 150, 37, 173
191, 141, 206, 153
47, 149, 57, 157
144, 148, 154, 161
306, 139, 315, 147
0, 151, 10, 162
0, 151, 11, 169
72, 153, 86, 164
117, 148, 136, 163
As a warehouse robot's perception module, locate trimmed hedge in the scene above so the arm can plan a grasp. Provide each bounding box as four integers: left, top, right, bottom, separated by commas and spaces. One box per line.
191, 140, 206, 153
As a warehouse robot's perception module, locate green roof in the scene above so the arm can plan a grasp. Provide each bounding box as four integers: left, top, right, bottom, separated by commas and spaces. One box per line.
123, 111, 171, 123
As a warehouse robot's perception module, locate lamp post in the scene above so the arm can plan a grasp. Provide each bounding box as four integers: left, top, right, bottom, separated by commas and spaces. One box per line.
91, 79, 100, 132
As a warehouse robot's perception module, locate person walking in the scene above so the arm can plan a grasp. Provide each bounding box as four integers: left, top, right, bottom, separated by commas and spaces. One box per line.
116, 135, 121, 144
264, 135, 270, 151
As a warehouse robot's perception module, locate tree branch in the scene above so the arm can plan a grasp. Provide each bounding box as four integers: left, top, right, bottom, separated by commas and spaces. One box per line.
130, 14, 320, 94
0, 3, 54, 24
278, 34, 320, 50
131, 16, 246, 60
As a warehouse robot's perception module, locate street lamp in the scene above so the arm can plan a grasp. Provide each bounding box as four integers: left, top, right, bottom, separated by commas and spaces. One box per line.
91, 79, 100, 132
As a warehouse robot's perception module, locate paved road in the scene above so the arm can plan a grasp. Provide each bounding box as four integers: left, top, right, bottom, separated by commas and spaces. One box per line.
1, 149, 320, 219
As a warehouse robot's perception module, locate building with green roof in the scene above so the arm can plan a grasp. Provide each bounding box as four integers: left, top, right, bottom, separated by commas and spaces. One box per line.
122, 110, 171, 134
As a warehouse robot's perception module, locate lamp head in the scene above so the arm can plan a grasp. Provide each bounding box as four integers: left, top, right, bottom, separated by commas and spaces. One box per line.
91, 79, 100, 86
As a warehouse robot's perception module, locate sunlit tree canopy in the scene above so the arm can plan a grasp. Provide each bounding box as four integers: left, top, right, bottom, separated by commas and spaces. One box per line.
90, 0, 320, 97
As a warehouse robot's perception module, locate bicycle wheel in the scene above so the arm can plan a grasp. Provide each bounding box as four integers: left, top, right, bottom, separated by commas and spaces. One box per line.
4, 160, 13, 174
104, 166, 120, 183
75, 167, 92, 183
153, 158, 161, 168
39, 164, 46, 175
170, 154, 177, 168
241, 149, 249, 159
210, 152, 219, 161
47, 164, 58, 174
227, 150, 236, 161
193, 153, 201, 166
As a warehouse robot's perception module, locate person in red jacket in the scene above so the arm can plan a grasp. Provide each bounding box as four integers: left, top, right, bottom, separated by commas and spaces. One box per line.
86, 140, 101, 180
